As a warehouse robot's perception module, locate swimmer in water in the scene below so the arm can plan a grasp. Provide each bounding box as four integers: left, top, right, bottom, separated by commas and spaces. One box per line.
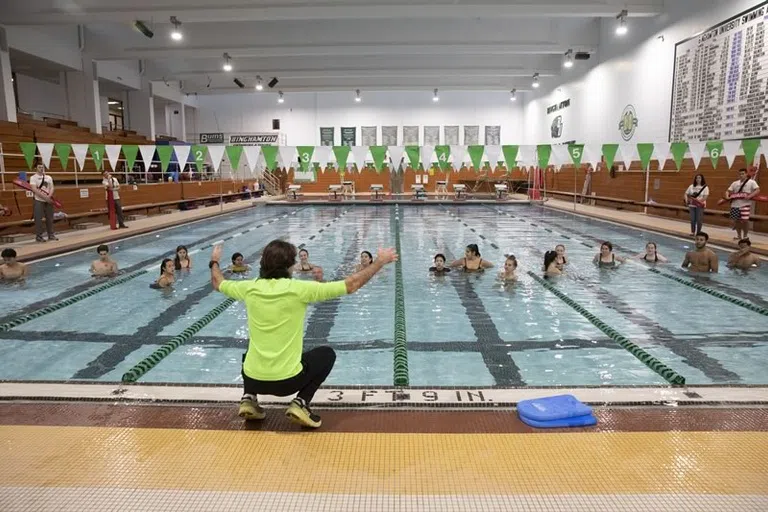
682, 232, 718, 273
226, 252, 250, 274
727, 238, 761, 270
355, 251, 373, 271
450, 244, 494, 272
174, 245, 191, 270
90, 244, 118, 277
498, 254, 518, 282
553, 244, 568, 271
0, 248, 28, 281
543, 250, 562, 277
153, 258, 176, 288
593, 241, 625, 268
429, 253, 451, 274
292, 248, 324, 279
635, 242, 668, 263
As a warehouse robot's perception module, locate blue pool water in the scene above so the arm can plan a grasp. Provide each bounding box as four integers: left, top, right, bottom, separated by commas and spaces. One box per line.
1, 204, 767, 386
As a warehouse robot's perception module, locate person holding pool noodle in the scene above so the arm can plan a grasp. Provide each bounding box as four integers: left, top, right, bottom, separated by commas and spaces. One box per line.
210, 240, 398, 428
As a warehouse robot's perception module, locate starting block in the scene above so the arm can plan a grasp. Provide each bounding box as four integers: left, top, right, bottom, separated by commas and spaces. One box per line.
494, 183, 509, 201
370, 184, 384, 201
341, 180, 355, 198
287, 184, 302, 201
411, 184, 426, 201
328, 184, 343, 201
453, 184, 467, 201
435, 180, 448, 199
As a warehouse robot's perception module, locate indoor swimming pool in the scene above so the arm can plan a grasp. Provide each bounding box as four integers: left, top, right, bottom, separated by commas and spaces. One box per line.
1, 204, 767, 387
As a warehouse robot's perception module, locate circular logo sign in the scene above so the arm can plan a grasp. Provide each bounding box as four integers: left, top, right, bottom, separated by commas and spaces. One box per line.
550, 115, 564, 139
618, 105, 638, 141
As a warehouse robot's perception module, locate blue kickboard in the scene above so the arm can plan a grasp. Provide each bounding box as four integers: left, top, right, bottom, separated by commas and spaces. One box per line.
519, 413, 597, 429
517, 394, 592, 422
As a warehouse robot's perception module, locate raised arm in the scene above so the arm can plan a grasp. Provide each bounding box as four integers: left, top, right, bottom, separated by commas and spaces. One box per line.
345, 248, 398, 293
480, 259, 494, 269
210, 245, 225, 290
449, 258, 464, 268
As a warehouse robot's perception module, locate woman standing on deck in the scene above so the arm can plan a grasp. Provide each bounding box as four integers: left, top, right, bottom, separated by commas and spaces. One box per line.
684, 174, 709, 236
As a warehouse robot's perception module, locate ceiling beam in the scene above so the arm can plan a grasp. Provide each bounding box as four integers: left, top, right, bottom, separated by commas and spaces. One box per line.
162, 67, 563, 80
1, 2, 664, 25
192, 85, 538, 94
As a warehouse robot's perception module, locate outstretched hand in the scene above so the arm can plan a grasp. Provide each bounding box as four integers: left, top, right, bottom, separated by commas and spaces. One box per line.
211, 244, 223, 263
376, 247, 399, 265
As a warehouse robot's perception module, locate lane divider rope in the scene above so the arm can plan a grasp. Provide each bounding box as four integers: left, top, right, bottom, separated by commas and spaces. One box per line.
527, 271, 686, 385
392, 205, 409, 386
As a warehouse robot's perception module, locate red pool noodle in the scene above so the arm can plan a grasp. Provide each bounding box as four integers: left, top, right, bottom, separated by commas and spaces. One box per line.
13, 179, 64, 209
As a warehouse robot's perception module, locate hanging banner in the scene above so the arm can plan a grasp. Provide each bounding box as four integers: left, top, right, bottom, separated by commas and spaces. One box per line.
261, 145, 279, 171
536, 144, 552, 169
89, 144, 106, 171
420, 145, 435, 171
669, 142, 688, 171
174, 145, 192, 173
105, 144, 122, 171
450, 145, 467, 170
567, 144, 585, 167
602, 144, 620, 170
403, 126, 419, 145
138, 145, 156, 172
464, 126, 480, 145
583, 144, 602, 171
485, 126, 501, 145
687, 142, 707, 169
382, 126, 398, 146
405, 145, 421, 170
721, 140, 741, 168
313, 145, 332, 170
444, 126, 459, 145
424, 126, 439, 146
156, 145, 174, 173
705, 140, 724, 168
517, 145, 535, 168
485, 145, 502, 168
341, 127, 356, 146
652, 142, 671, 170
361, 126, 377, 146
228, 133, 279, 146
550, 144, 570, 169
618, 143, 637, 168
351, 146, 369, 171
122, 145, 139, 172
434, 145, 451, 171
20, 142, 37, 169
207, 145, 226, 172
741, 139, 761, 165
297, 146, 315, 172
502, 145, 520, 171
55, 143, 72, 170
190, 145, 207, 173
37, 143, 54, 169
333, 146, 351, 170
225, 145, 244, 171
388, 146, 406, 172
320, 127, 334, 146
278, 146, 297, 169
636, 143, 655, 170
199, 133, 224, 144
369, 146, 389, 173
467, 145, 485, 171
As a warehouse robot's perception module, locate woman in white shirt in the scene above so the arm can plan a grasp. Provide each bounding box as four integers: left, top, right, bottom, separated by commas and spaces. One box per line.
684, 174, 709, 236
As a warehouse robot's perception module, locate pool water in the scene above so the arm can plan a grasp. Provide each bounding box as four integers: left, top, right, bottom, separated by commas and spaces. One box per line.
1, 204, 767, 387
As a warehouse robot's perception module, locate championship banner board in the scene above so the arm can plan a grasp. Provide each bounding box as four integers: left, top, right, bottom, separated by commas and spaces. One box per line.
403, 126, 419, 145
341, 127, 356, 146
464, 126, 479, 145
444, 126, 459, 145
227, 133, 280, 145
382, 126, 398, 146
320, 127, 335, 146
485, 126, 501, 145
361, 126, 377, 146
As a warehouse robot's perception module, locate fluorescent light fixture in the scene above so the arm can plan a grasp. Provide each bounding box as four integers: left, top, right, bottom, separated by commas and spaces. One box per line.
616, 10, 628, 36
277, 91, 284, 103
222, 53, 233, 72
510, 89, 517, 101
355, 89, 361, 102
255, 76, 263, 91
532, 73, 540, 88
432, 88, 439, 102
563, 49, 574, 68
170, 16, 182, 41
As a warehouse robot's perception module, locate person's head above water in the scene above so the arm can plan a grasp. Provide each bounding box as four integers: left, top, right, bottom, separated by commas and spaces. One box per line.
2, 248, 17, 264
543, 250, 558, 270
231, 252, 244, 265
174, 245, 189, 269
97, 244, 109, 260
433, 253, 446, 270
465, 244, 480, 259
360, 251, 373, 266
600, 241, 613, 256
645, 242, 658, 255
695, 231, 709, 249
555, 244, 567, 261
738, 238, 752, 249
160, 258, 174, 275
298, 248, 309, 262
504, 254, 518, 272
259, 239, 297, 279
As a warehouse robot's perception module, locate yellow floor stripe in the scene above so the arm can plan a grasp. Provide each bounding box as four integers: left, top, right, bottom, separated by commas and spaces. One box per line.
1, 426, 766, 495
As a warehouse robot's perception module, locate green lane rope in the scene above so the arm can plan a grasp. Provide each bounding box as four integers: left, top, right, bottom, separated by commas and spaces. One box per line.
121, 297, 236, 383
527, 271, 686, 385
648, 268, 768, 317
392, 206, 409, 386
0, 270, 148, 332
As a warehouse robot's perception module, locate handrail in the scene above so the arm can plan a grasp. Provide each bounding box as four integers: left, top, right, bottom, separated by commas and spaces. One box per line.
546, 189, 768, 222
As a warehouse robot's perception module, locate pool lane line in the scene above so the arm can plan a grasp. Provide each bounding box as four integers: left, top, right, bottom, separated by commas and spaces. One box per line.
0, 208, 305, 326
527, 271, 686, 385
392, 205, 409, 387
485, 205, 768, 317
119, 210, 350, 383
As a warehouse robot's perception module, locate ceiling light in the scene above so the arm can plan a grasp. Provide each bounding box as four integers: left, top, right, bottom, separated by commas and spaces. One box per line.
510, 89, 517, 101
255, 76, 263, 91
108, 100, 119, 105
233, 78, 245, 89
355, 89, 361, 102
563, 50, 574, 68
432, 88, 439, 102
222, 53, 233, 72
616, 10, 628, 36
277, 91, 284, 103
532, 73, 540, 88
170, 16, 183, 41
133, 20, 154, 39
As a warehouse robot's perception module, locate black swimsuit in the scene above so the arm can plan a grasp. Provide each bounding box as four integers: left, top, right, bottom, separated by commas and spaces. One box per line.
462, 258, 484, 272
429, 267, 451, 274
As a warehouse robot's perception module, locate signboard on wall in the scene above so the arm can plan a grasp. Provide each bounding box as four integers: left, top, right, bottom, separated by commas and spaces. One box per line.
444, 125, 459, 145
199, 133, 224, 143
341, 127, 356, 146
424, 126, 439, 145
670, 1, 768, 141
228, 133, 279, 145
464, 125, 479, 145
320, 127, 334, 146
361, 126, 377, 145
546, 98, 571, 141
484, 126, 501, 145
403, 126, 419, 145
382, 126, 398, 145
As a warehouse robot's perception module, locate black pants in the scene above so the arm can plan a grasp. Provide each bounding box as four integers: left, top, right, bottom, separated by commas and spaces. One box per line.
33, 201, 54, 238
242, 346, 336, 404
108, 198, 126, 226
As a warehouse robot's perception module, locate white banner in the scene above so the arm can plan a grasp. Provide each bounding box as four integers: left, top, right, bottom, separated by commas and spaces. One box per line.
583, 144, 602, 171
517, 145, 535, 168
688, 142, 707, 169
388, 146, 406, 172
420, 145, 435, 170
485, 145, 501, 167
72, 144, 89, 170
652, 142, 671, 169
36, 143, 54, 170
551, 144, 570, 168
242, 146, 261, 171
722, 140, 742, 168
138, 145, 156, 170
351, 146, 369, 171
105, 145, 122, 171
278, 146, 296, 169
207, 145, 226, 172
173, 145, 191, 172
619, 143, 637, 168
313, 145, 332, 166
450, 145, 467, 169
